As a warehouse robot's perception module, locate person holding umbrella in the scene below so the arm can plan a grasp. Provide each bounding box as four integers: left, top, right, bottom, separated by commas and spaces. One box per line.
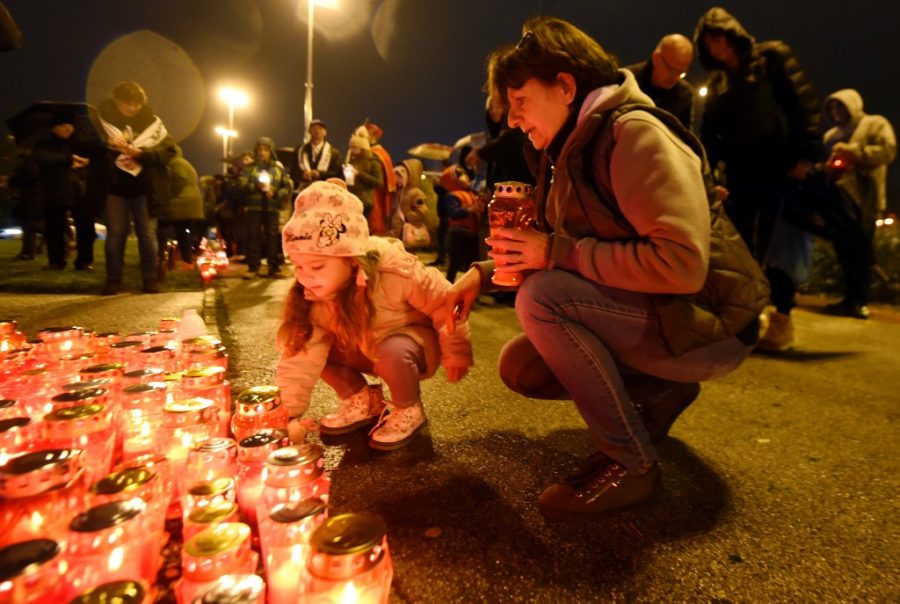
32, 111, 93, 270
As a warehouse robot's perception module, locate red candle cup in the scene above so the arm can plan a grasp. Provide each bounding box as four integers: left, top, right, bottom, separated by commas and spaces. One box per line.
236, 429, 289, 534
0, 448, 88, 546
231, 386, 290, 444
185, 437, 238, 488
192, 574, 265, 604
68, 580, 150, 604
179, 523, 257, 604
487, 181, 537, 287
183, 499, 240, 542
65, 499, 151, 599
303, 513, 393, 604
260, 499, 328, 603
0, 417, 38, 464
122, 367, 166, 388
180, 367, 231, 437
42, 403, 115, 486
119, 382, 168, 461
259, 445, 330, 515
0, 539, 68, 604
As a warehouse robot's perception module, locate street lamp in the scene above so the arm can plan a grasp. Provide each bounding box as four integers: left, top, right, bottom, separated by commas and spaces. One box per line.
218, 87, 248, 156
214, 126, 238, 174
304, 0, 338, 142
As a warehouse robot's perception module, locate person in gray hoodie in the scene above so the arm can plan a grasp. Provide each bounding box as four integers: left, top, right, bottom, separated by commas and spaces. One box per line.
818, 89, 896, 318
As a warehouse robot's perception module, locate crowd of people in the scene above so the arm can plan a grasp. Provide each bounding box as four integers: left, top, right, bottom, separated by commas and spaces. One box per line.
0, 7, 895, 520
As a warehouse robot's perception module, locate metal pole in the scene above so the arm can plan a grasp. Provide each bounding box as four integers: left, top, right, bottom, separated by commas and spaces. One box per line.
304, 0, 314, 143
222, 134, 229, 175
227, 104, 235, 157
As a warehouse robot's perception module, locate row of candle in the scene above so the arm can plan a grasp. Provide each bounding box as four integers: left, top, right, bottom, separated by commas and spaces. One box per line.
0, 318, 393, 603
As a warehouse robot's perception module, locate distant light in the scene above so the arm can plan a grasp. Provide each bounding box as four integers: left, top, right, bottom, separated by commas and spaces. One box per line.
885, 217, 895, 226
315, 0, 338, 7
699, 86, 709, 97
1, 227, 23, 238
218, 87, 249, 108
679, 73, 687, 79
876, 219, 885, 227
214, 126, 238, 138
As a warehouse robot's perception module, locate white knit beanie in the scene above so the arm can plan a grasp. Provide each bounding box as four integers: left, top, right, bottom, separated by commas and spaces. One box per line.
282, 180, 370, 259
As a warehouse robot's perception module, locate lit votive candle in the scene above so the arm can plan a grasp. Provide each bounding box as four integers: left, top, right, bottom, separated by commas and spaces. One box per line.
259, 498, 328, 603
0, 539, 68, 604
42, 403, 115, 486
179, 522, 257, 604
231, 385, 290, 444
67, 580, 150, 604
192, 574, 265, 604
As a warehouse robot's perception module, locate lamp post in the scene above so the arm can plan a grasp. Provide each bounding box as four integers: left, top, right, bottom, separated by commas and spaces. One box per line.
303, 0, 337, 142
214, 127, 237, 175
218, 88, 248, 157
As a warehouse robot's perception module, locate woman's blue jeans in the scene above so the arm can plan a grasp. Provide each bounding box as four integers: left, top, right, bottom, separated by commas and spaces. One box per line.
105, 194, 158, 282
509, 270, 752, 472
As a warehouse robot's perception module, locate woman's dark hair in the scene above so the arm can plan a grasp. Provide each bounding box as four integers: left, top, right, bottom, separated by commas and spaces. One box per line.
112, 81, 148, 105
487, 16, 619, 112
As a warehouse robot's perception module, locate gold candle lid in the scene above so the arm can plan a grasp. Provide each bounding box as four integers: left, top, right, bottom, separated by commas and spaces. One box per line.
69, 499, 146, 532
184, 522, 250, 557
188, 476, 234, 497
187, 499, 238, 524
0, 448, 83, 498
0, 539, 60, 582
69, 580, 146, 604
91, 467, 157, 495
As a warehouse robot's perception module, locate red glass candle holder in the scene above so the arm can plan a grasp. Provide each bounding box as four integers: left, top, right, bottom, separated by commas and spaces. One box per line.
259, 445, 331, 514
487, 181, 537, 287
0, 399, 27, 421
192, 574, 265, 604
122, 367, 166, 387
109, 340, 146, 371
50, 386, 111, 413
260, 499, 327, 603
67, 580, 150, 604
65, 499, 151, 599
79, 362, 125, 396
138, 345, 178, 372
236, 429, 289, 534
126, 331, 157, 348
42, 403, 115, 485
0, 448, 88, 546
162, 398, 218, 470
0, 417, 38, 464
159, 317, 180, 331
183, 499, 240, 542
0, 320, 27, 354
0, 539, 67, 604
56, 353, 97, 385
120, 382, 167, 461
231, 385, 290, 444
113, 453, 176, 521
179, 523, 257, 604
180, 367, 231, 437
185, 347, 229, 373
37, 326, 86, 357
186, 437, 238, 488
303, 513, 393, 604
183, 477, 237, 525
1, 367, 55, 418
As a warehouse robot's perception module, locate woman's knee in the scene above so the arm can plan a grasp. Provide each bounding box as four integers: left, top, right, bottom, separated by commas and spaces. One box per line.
499, 334, 567, 400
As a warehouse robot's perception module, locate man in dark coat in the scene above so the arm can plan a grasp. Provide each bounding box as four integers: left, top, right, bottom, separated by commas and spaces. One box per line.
625, 33, 695, 129
695, 6, 821, 351
290, 118, 342, 192
32, 112, 95, 270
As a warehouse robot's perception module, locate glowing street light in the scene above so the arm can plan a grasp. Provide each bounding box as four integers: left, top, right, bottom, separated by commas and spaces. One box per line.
218, 87, 248, 155
304, 0, 338, 141
214, 126, 238, 174
698, 86, 709, 98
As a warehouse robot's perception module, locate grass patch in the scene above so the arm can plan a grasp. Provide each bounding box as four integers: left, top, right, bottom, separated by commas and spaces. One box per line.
0, 239, 204, 294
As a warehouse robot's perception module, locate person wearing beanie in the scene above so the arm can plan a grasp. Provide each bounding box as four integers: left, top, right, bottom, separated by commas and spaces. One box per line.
33, 111, 95, 271
361, 121, 397, 236
239, 135, 293, 277
344, 127, 383, 219
275, 179, 473, 450
290, 118, 343, 193
439, 164, 484, 283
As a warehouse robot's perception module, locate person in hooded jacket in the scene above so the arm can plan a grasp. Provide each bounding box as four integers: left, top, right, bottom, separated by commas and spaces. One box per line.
158, 148, 205, 271
440, 164, 484, 283
240, 136, 293, 278
446, 16, 768, 520
817, 89, 896, 319
694, 7, 821, 351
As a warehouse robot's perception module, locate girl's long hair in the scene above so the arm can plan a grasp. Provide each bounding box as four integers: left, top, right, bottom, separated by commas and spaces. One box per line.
277, 251, 380, 358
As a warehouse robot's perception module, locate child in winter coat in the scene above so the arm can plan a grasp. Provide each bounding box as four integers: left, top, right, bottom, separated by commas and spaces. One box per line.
440, 165, 484, 283
276, 179, 473, 450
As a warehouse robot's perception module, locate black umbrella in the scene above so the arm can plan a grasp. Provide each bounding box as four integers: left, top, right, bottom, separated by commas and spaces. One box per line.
6, 101, 100, 147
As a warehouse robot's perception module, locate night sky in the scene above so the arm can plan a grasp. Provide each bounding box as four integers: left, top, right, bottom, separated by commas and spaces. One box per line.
2, 0, 898, 209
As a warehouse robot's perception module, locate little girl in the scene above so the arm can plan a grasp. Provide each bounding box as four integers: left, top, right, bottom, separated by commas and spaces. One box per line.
276, 179, 473, 450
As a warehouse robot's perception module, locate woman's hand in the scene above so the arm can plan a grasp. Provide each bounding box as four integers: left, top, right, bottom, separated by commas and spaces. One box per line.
486, 227, 550, 273
444, 267, 481, 334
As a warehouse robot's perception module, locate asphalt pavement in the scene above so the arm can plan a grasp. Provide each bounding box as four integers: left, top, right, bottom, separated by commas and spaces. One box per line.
2, 263, 898, 603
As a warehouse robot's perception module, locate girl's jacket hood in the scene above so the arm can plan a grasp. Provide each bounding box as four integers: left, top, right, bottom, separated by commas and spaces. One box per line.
693, 6, 756, 71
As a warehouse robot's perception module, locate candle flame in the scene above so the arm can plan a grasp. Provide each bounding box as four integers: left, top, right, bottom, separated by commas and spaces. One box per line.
108, 546, 124, 572
30, 511, 44, 529
0, 339, 9, 352
139, 421, 151, 437
340, 582, 359, 604
291, 543, 305, 564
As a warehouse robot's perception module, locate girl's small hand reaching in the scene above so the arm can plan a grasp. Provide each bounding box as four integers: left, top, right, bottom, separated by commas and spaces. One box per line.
445, 365, 469, 383
287, 417, 318, 443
